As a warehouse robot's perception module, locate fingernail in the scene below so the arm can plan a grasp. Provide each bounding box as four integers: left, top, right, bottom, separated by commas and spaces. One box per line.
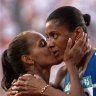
34, 74, 39, 79
12, 86, 17, 90
83, 32, 85, 36
13, 82, 17, 85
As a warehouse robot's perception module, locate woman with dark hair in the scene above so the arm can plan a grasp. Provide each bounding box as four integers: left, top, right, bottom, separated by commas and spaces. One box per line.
10, 6, 96, 96
1, 31, 61, 90
45, 6, 96, 96
2, 30, 88, 96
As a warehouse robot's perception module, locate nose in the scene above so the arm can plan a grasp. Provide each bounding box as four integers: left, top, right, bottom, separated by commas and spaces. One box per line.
47, 38, 55, 49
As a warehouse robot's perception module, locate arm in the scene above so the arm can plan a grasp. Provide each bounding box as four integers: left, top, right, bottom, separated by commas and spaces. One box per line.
52, 66, 67, 89
42, 66, 83, 96
9, 32, 89, 96
43, 37, 85, 96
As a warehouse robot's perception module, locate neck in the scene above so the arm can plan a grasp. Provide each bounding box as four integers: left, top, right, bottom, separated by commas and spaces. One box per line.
77, 48, 94, 77
27, 65, 51, 83
79, 48, 93, 68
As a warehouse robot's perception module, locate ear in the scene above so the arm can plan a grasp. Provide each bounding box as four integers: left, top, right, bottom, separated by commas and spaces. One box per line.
21, 55, 34, 65
74, 26, 84, 41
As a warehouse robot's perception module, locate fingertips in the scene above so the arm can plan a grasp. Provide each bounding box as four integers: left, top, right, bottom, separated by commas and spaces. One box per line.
22, 74, 32, 77
12, 79, 17, 85
13, 80, 25, 86
34, 74, 40, 79
15, 91, 28, 96
66, 38, 72, 50
18, 74, 33, 81
11, 86, 19, 91
11, 85, 26, 92
7, 90, 18, 96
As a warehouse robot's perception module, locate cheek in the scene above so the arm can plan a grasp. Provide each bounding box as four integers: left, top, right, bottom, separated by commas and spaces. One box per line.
58, 36, 69, 52
34, 49, 50, 62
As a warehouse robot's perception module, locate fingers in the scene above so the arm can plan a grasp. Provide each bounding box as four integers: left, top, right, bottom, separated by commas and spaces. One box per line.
77, 33, 86, 55
64, 38, 72, 57
18, 74, 34, 81
66, 38, 72, 51
83, 39, 91, 54
7, 86, 18, 96
64, 38, 73, 61
73, 32, 91, 58
75, 32, 86, 47
12, 79, 17, 85
7, 90, 18, 96
77, 32, 91, 55
15, 91, 28, 96
13, 74, 38, 88
13, 74, 34, 86
7, 90, 27, 96
73, 32, 87, 53
11, 86, 26, 91
80, 33, 87, 49
13, 80, 26, 86
34, 74, 40, 79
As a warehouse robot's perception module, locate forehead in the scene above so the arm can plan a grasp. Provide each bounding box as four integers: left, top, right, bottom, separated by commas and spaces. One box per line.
26, 32, 46, 43
46, 21, 58, 30
45, 21, 68, 35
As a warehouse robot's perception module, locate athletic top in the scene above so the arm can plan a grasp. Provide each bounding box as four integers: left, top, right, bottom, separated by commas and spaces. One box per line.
64, 51, 96, 96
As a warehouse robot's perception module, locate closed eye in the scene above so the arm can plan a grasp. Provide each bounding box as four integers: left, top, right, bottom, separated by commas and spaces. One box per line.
39, 39, 47, 47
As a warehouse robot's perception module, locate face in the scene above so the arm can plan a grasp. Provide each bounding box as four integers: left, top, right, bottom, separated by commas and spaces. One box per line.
45, 21, 75, 62
26, 32, 60, 67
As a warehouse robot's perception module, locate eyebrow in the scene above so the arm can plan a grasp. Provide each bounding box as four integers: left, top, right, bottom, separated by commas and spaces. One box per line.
49, 31, 59, 35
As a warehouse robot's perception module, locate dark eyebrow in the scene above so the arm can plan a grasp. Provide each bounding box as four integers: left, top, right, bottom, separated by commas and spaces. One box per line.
45, 31, 59, 38
49, 31, 58, 35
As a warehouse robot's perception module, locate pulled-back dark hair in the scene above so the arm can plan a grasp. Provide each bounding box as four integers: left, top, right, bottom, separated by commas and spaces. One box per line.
46, 6, 91, 33
1, 32, 30, 90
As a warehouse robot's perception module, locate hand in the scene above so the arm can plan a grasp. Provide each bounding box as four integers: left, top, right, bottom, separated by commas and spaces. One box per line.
7, 88, 18, 96
64, 32, 91, 66
7, 79, 18, 96
11, 74, 47, 96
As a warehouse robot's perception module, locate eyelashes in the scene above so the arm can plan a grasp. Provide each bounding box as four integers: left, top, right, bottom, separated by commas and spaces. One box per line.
39, 40, 47, 47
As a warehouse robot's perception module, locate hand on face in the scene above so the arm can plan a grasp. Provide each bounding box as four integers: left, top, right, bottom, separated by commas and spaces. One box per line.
8, 74, 47, 96
64, 32, 91, 66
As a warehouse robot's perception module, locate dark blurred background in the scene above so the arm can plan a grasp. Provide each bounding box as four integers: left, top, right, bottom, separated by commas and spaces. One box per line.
0, 0, 96, 95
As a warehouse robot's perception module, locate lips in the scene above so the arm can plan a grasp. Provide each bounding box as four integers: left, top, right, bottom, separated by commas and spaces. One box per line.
52, 50, 59, 57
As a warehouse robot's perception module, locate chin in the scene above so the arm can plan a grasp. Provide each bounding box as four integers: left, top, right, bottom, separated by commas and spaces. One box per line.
56, 55, 63, 62
55, 59, 63, 65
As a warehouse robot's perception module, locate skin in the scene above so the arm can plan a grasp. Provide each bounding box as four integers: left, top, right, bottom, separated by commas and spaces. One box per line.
21, 32, 61, 83
7, 28, 90, 96
45, 21, 78, 88
25, 32, 60, 66
47, 20, 94, 88
6, 31, 60, 93
45, 20, 94, 94
53, 65, 67, 89
45, 20, 94, 68
45, 21, 84, 61
46, 21, 73, 62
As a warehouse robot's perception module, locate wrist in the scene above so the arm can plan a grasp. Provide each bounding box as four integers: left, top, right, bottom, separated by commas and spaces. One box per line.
65, 60, 78, 67
40, 84, 50, 96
